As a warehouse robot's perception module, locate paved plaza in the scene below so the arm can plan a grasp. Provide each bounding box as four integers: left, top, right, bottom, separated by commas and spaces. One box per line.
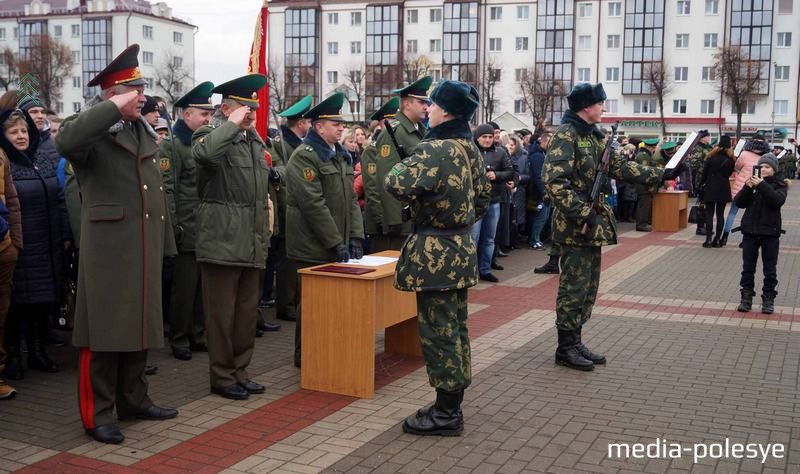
2, 191, 800, 473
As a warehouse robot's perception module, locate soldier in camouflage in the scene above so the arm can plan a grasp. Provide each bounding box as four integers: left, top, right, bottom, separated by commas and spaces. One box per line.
543, 83, 683, 371
633, 138, 664, 232
386, 80, 490, 436
690, 130, 712, 235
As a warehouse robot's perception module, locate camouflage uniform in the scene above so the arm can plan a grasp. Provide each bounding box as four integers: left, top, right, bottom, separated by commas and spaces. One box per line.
385, 120, 491, 391
634, 147, 664, 229
543, 121, 663, 332
690, 142, 712, 188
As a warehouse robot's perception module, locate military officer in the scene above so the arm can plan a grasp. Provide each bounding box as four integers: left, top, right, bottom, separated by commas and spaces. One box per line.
633, 138, 664, 232
285, 93, 364, 368
543, 83, 681, 371
55, 44, 178, 444
386, 80, 490, 436
160, 81, 215, 361
690, 130, 712, 189
266, 95, 313, 323
192, 74, 273, 400
367, 76, 431, 251
362, 97, 400, 237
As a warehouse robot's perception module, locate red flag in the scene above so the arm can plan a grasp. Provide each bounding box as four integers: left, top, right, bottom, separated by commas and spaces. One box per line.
247, 0, 269, 141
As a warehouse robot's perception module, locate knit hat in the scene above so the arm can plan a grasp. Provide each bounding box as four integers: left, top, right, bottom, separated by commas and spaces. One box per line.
474, 124, 495, 140
141, 95, 158, 115
154, 118, 169, 131
567, 83, 607, 112
429, 80, 480, 121
488, 121, 500, 131
17, 95, 44, 112
718, 134, 731, 149
758, 153, 778, 172
698, 129, 710, 138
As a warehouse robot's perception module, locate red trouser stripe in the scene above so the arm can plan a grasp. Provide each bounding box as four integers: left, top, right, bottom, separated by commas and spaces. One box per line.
79, 348, 95, 429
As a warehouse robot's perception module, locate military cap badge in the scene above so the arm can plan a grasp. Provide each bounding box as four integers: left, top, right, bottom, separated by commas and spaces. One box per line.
380, 145, 391, 158
303, 168, 315, 182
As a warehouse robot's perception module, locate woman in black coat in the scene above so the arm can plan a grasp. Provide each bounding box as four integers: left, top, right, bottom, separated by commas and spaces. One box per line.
0, 109, 69, 380
698, 135, 735, 247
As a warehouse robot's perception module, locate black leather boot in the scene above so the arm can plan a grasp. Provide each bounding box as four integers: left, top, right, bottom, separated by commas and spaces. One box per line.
702, 235, 713, 248
534, 255, 560, 274
555, 329, 594, 371
719, 231, 729, 247
737, 289, 754, 312
761, 296, 775, 315
2, 332, 23, 381
27, 315, 59, 373
576, 327, 606, 364
711, 237, 720, 248
403, 389, 463, 436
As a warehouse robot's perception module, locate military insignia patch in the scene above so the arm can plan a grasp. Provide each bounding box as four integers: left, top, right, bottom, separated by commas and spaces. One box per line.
159, 158, 170, 171
577, 138, 592, 149
303, 168, 315, 182
367, 162, 377, 175
380, 144, 391, 158
390, 163, 407, 176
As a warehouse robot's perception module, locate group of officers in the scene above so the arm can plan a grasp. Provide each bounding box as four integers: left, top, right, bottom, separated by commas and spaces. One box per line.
53, 43, 687, 444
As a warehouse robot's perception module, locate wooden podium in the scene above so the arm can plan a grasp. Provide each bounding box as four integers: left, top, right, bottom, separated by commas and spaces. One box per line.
652, 190, 689, 232
297, 250, 420, 399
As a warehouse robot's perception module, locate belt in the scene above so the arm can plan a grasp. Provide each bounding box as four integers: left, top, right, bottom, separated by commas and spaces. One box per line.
415, 225, 471, 236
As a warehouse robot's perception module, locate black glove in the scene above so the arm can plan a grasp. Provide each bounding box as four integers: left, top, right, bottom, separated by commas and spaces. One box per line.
662, 161, 689, 182
269, 167, 281, 183
334, 244, 350, 262
349, 238, 364, 260
583, 208, 599, 230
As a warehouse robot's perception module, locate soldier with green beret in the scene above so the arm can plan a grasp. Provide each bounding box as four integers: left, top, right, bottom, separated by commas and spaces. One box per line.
386, 80, 491, 436
159, 81, 215, 361
368, 76, 431, 251
633, 138, 665, 231
285, 92, 364, 368
543, 82, 682, 371
55, 43, 178, 444
192, 73, 275, 401
362, 97, 399, 236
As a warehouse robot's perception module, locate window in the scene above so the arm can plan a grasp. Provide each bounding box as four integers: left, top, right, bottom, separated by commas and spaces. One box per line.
327, 71, 338, 84
774, 100, 788, 115
702, 66, 716, 81
71, 50, 80, 62
406, 40, 418, 54
143, 51, 154, 64
607, 34, 620, 48
366, 5, 400, 109
442, 2, 479, 83
72, 76, 80, 88
673, 99, 687, 114
430, 8, 442, 22
327, 42, 338, 55
578, 35, 592, 49
730, 0, 773, 94
701, 99, 715, 114
778, 0, 793, 13
145, 77, 154, 89
431, 69, 442, 82
489, 38, 502, 52
328, 13, 338, 25
174, 31, 183, 44
429, 39, 441, 53
514, 100, 527, 114
608, 2, 622, 16
73, 102, 81, 113
407, 9, 418, 24
579, 3, 592, 17
677, 0, 691, 14
351, 41, 361, 54
174, 82, 182, 94
57, 102, 63, 114
577, 67, 591, 82
81, 18, 112, 98
0, 29, 5, 40
515, 68, 527, 81
489, 68, 502, 82
606, 67, 620, 81
71, 24, 80, 37
285, 8, 320, 104
775, 65, 789, 81
516, 37, 529, 51
351, 12, 362, 25
517, 5, 530, 19
732, 100, 756, 114
674, 67, 688, 81
676, 34, 689, 48
605, 99, 619, 113
704, 33, 718, 47
13, 27, 18, 39
54, 25, 62, 37
490, 6, 503, 20
777, 32, 792, 47
705, 0, 719, 14
536, 0, 575, 123
54, 76, 64, 88
173, 56, 183, 68
633, 99, 657, 114
142, 25, 153, 39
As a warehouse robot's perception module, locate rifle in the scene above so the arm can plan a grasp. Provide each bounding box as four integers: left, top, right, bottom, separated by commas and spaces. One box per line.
581, 122, 619, 236
382, 118, 407, 159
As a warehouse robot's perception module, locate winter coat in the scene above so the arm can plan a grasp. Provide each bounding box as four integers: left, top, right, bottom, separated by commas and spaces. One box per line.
699, 147, 735, 203
36, 129, 61, 168
479, 143, 515, 203
528, 142, 547, 202
353, 161, 365, 209
511, 148, 529, 225
733, 176, 786, 237
731, 150, 761, 199
160, 119, 201, 252
0, 149, 22, 252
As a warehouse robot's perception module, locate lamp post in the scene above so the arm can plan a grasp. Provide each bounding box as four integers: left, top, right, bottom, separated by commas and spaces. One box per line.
770, 61, 777, 144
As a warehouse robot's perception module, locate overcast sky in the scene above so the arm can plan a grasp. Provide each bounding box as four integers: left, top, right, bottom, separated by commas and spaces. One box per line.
166, 0, 263, 87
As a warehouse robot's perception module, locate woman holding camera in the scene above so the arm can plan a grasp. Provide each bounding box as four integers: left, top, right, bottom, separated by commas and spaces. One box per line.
698, 135, 735, 247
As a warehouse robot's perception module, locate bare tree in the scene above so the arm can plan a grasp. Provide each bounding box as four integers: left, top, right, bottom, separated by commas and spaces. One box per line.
0, 47, 19, 91
713, 43, 764, 139
403, 54, 433, 84
643, 60, 672, 136
16, 34, 75, 109
342, 68, 365, 122
479, 56, 502, 123
154, 52, 192, 109
267, 59, 288, 126
518, 66, 567, 128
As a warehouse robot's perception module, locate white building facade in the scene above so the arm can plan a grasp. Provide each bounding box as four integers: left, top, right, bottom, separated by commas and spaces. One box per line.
268, 0, 800, 140
0, 0, 196, 116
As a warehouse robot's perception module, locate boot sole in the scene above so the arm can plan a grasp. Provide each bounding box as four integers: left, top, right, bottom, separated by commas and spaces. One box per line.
555, 358, 594, 371
402, 423, 463, 436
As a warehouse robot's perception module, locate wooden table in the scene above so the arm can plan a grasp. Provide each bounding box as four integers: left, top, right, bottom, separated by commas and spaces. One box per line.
297, 250, 420, 398
652, 190, 689, 232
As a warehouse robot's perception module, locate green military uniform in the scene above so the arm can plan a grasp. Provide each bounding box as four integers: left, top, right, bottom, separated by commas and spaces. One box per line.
192, 74, 272, 397
55, 44, 177, 436
690, 135, 712, 188
362, 97, 400, 236
285, 93, 364, 367
160, 82, 215, 358
63, 162, 81, 246
633, 139, 665, 230
367, 77, 431, 251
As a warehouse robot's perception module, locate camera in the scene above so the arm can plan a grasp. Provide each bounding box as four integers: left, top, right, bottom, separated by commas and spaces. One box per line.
752, 165, 761, 178
486, 165, 495, 171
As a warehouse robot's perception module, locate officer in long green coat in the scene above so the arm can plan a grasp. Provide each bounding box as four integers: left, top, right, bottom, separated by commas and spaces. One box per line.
159, 82, 215, 361
362, 97, 399, 236
633, 138, 663, 231
285, 92, 364, 368
543, 83, 682, 372
55, 44, 178, 445
368, 76, 431, 251
192, 74, 274, 401
386, 80, 491, 437
266, 95, 313, 322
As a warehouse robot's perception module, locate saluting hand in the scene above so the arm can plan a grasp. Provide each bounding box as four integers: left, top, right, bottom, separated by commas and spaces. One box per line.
108, 90, 140, 112
228, 106, 251, 129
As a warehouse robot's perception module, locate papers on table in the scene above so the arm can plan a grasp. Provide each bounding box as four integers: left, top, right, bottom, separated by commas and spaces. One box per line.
340, 255, 398, 267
